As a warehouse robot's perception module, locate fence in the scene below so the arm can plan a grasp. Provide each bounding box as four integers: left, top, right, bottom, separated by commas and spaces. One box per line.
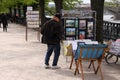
103, 21, 120, 40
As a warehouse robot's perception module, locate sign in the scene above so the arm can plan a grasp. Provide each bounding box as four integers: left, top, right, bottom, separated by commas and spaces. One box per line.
26, 11, 39, 28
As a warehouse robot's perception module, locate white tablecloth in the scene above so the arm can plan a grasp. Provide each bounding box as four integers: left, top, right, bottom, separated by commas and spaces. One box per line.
63, 39, 98, 56
63, 39, 98, 50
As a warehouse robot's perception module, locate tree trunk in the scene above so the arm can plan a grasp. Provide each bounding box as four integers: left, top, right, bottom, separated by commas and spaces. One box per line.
91, 0, 105, 43
39, 0, 45, 26
23, 5, 27, 18
54, 0, 63, 13
9, 7, 12, 16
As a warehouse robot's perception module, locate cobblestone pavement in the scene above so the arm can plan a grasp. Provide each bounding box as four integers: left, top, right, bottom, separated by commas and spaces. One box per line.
0, 23, 119, 80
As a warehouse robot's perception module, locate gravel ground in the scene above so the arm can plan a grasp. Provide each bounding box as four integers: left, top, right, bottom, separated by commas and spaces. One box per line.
0, 23, 119, 80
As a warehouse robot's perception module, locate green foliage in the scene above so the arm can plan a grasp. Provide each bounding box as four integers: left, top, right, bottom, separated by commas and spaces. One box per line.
45, 0, 82, 15
22, 0, 38, 5
0, 0, 38, 13
0, 0, 10, 12
105, 1, 120, 8
45, 1, 55, 16
0, 0, 82, 14
63, 0, 83, 10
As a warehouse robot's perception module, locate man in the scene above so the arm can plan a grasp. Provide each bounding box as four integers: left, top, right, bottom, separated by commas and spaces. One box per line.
1, 13, 8, 32
41, 13, 63, 69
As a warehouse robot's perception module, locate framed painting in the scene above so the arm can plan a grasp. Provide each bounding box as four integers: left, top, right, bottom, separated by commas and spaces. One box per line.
78, 31, 86, 39
79, 19, 86, 29
65, 19, 75, 27
65, 27, 76, 36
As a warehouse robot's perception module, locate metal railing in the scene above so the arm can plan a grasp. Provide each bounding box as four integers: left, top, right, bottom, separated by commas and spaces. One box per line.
103, 21, 120, 40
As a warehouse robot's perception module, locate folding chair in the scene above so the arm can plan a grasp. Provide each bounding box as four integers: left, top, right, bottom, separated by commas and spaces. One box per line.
74, 44, 108, 80
69, 42, 85, 69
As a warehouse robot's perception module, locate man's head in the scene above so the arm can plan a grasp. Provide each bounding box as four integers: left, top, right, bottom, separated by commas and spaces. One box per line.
54, 13, 61, 19
53, 13, 62, 22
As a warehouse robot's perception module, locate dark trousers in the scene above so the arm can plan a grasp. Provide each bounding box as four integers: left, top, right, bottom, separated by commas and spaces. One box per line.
45, 43, 61, 66
3, 25, 7, 32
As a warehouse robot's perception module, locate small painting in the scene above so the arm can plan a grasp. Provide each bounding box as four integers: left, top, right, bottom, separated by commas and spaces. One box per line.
79, 31, 85, 39
87, 21, 94, 37
66, 28, 76, 36
79, 20, 86, 29
66, 20, 75, 27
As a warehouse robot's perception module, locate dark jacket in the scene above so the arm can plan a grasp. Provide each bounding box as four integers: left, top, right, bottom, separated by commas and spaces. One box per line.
41, 19, 62, 45
1, 14, 8, 26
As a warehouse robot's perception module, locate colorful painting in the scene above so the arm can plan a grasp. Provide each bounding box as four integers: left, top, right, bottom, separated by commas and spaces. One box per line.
66, 20, 75, 27
79, 31, 85, 39
87, 21, 94, 37
66, 28, 76, 36
79, 20, 86, 29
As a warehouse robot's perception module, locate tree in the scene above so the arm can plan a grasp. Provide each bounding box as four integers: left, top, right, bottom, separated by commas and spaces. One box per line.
53, 0, 63, 13
40, 0, 82, 25
91, 0, 105, 43
39, 0, 45, 26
